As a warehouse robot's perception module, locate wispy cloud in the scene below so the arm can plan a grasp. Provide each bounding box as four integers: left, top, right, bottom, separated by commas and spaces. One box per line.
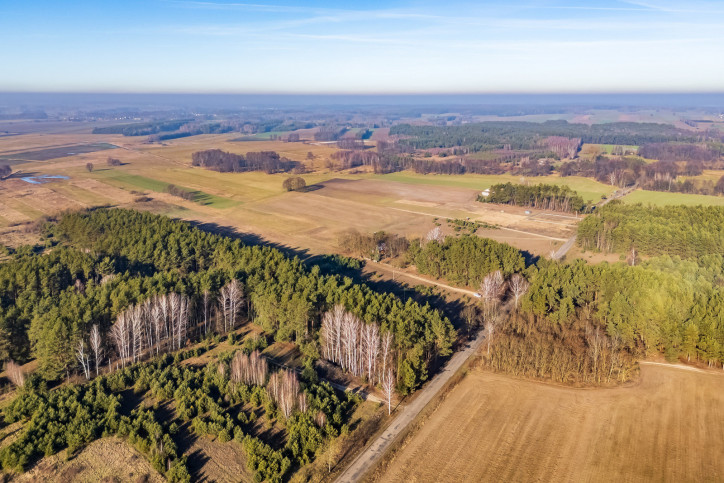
621, 0, 724, 14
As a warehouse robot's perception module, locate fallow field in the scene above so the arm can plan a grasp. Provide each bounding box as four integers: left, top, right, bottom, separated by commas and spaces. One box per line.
377, 364, 724, 483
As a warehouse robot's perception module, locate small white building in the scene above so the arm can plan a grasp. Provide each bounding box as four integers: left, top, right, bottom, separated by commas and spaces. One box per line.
480, 188, 490, 198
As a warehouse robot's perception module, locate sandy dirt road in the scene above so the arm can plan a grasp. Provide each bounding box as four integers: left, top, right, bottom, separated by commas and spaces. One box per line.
335, 330, 486, 483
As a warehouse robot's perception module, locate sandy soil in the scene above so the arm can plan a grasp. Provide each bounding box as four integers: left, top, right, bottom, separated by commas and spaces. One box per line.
379, 364, 724, 483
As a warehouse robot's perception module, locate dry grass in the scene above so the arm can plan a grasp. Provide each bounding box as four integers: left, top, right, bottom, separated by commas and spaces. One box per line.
12, 437, 165, 483
379, 364, 724, 483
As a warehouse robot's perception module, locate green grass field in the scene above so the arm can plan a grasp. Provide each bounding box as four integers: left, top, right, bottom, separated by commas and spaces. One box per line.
599, 144, 639, 154
103, 173, 240, 208
373, 171, 614, 202
622, 189, 724, 206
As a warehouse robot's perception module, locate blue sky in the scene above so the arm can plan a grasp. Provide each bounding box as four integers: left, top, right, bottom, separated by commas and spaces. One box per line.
1, 0, 723, 93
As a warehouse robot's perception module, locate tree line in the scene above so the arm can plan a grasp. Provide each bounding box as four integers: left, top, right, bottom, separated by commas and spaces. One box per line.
560, 155, 724, 196
92, 119, 191, 136
479, 182, 588, 213
390, 121, 698, 152
639, 142, 722, 162
191, 149, 299, 174
191, 149, 298, 174
577, 202, 724, 258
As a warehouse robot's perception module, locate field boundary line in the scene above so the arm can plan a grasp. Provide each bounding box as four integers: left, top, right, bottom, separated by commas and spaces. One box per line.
639, 361, 724, 375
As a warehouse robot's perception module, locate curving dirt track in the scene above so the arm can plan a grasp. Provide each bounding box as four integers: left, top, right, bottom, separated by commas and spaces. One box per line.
378, 364, 724, 482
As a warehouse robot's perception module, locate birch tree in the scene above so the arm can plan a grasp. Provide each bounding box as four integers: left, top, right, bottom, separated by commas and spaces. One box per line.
382, 368, 395, 415
76, 339, 91, 379
426, 226, 445, 244
90, 324, 103, 376
509, 273, 529, 308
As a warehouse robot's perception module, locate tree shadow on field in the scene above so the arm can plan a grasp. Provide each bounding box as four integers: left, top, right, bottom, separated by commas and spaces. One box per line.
5, 170, 40, 179
186, 220, 312, 261
174, 421, 209, 480
118, 388, 144, 415
297, 184, 323, 192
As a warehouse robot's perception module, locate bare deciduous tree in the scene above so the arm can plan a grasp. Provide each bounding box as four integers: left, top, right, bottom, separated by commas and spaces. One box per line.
362, 323, 379, 384
484, 311, 500, 356
382, 368, 395, 415
509, 273, 529, 308
461, 305, 478, 338
111, 312, 131, 367
267, 369, 301, 418
218, 279, 244, 333
202, 290, 211, 334
480, 270, 506, 319
90, 324, 103, 376
321, 306, 390, 385
76, 339, 91, 379
230, 349, 269, 387
425, 226, 445, 244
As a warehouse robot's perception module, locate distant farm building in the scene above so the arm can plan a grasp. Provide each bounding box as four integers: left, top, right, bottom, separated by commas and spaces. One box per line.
480, 188, 490, 198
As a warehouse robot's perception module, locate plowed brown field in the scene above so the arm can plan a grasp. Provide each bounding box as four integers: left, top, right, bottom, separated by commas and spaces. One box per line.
379, 364, 724, 482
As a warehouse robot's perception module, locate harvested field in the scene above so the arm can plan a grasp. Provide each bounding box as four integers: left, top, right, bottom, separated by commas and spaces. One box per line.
0, 143, 116, 164
379, 364, 724, 483
12, 437, 164, 483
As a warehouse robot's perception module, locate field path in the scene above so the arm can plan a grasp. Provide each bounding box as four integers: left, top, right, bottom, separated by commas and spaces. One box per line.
551, 234, 576, 260
365, 260, 479, 297
552, 184, 638, 260
639, 360, 724, 374
335, 329, 486, 483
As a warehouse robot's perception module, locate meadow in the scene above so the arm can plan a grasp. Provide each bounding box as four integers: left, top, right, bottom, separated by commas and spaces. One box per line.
373, 171, 614, 202
622, 189, 724, 206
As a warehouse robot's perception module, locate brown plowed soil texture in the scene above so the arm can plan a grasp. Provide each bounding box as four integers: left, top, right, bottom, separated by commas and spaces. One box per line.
380, 364, 724, 482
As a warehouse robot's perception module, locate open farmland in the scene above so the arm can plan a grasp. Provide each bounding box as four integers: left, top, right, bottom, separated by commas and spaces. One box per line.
0, 132, 597, 256
372, 172, 614, 203
622, 189, 724, 206
0, 143, 116, 164
378, 364, 724, 483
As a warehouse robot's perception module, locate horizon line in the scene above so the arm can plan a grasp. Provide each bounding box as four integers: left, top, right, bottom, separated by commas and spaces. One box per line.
3, 90, 724, 96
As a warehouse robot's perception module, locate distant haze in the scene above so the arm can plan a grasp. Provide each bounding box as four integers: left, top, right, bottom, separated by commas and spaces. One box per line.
1, 93, 724, 110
